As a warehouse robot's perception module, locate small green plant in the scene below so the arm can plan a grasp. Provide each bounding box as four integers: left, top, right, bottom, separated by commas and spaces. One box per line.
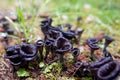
39, 62, 45, 68
43, 62, 62, 74
17, 68, 30, 77
17, 8, 28, 40
26, 77, 33, 80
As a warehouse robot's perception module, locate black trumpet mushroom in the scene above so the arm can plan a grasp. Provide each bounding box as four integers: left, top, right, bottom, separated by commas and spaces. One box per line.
74, 57, 119, 80
76, 17, 82, 28
90, 57, 113, 68
77, 17, 82, 23
20, 43, 38, 61
55, 36, 72, 63
44, 38, 55, 60
9, 56, 22, 66
65, 23, 72, 31
36, 40, 44, 60
71, 48, 80, 62
1, 17, 14, 35
75, 29, 84, 43
6, 28, 14, 35
57, 24, 63, 30
97, 60, 120, 80
75, 61, 82, 68
40, 18, 53, 37
104, 36, 114, 48
4, 45, 22, 66
74, 61, 91, 77
103, 36, 114, 57
87, 38, 99, 61
4, 45, 22, 72
49, 30, 62, 39
61, 30, 76, 40
4, 42, 38, 71
87, 37, 99, 44
40, 18, 52, 27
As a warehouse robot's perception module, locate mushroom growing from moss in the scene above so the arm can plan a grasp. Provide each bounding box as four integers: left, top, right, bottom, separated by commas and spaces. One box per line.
75, 29, 84, 44
90, 57, 113, 68
55, 36, 72, 63
40, 18, 53, 39
103, 36, 114, 57
87, 38, 99, 60
44, 38, 55, 60
36, 40, 44, 60
71, 48, 80, 62
97, 60, 120, 80
4, 42, 38, 71
20, 42, 38, 61
49, 30, 62, 39
4, 45, 22, 65
4, 45, 22, 72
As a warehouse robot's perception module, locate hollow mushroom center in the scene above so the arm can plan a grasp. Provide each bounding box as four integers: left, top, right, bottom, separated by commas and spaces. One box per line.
99, 62, 116, 77
10, 57, 21, 63
72, 50, 79, 56
57, 38, 66, 49
7, 51, 15, 56
21, 45, 33, 54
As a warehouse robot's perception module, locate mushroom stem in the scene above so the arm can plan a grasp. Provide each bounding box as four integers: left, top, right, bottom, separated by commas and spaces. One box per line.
59, 53, 65, 70
72, 48, 80, 62
91, 75, 97, 80
38, 47, 43, 61
11, 65, 16, 72
90, 49, 95, 61
73, 55, 77, 62
103, 45, 112, 57
103, 42, 109, 52
51, 48, 55, 59
44, 46, 50, 60
59, 53, 64, 63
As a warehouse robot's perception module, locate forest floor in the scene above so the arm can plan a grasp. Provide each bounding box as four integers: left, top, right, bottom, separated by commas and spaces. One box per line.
0, 0, 120, 80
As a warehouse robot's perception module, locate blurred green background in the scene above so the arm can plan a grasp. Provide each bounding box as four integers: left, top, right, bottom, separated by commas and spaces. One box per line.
0, 0, 120, 54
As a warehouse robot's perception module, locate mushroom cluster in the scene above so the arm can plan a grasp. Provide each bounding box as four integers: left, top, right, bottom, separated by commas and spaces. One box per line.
74, 57, 120, 80
40, 18, 84, 64
87, 38, 99, 60
4, 18, 120, 79
4, 42, 38, 71
103, 36, 114, 57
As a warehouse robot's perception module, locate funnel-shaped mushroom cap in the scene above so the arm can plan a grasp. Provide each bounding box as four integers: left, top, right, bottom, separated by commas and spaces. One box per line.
75, 61, 82, 68
71, 48, 80, 56
65, 24, 72, 30
87, 38, 99, 50
45, 38, 55, 47
90, 57, 113, 68
62, 31, 76, 39
55, 37, 72, 53
40, 18, 53, 34
40, 18, 52, 27
88, 43, 99, 50
97, 61, 120, 80
104, 36, 114, 46
36, 40, 44, 47
49, 30, 62, 39
5, 45, 22, 65
20, 43, 37, 61
76, 29, 84, 36
4, 45, 19, 58
9, 56, 22, 66
87, 38, 99, 44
